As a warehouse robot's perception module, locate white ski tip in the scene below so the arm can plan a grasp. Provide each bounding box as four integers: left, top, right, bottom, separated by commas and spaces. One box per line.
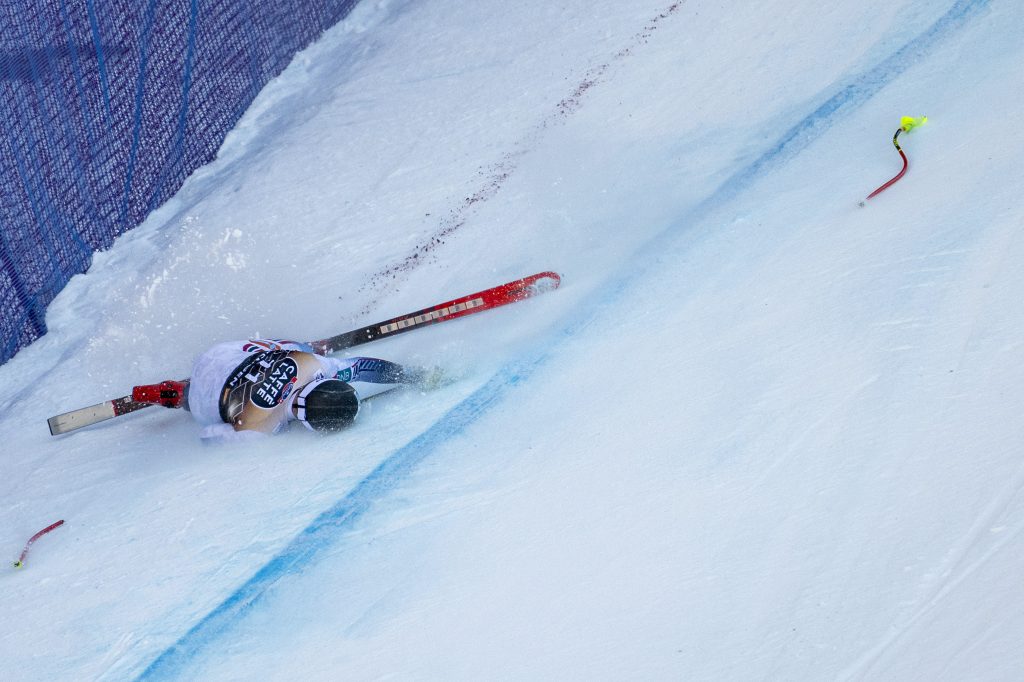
47, 401, 117, 435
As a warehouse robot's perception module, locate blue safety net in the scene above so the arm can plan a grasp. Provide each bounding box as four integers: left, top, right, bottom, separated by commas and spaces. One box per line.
0, 0, 360, 365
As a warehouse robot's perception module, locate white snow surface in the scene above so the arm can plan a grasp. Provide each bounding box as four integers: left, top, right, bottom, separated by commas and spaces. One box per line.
3, 0, 1024, 678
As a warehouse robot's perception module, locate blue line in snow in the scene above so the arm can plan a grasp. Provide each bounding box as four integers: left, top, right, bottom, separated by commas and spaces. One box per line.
135, 0, 990, 677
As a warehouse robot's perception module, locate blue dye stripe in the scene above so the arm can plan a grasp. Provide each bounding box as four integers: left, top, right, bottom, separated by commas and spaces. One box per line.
135, 0, 990, 677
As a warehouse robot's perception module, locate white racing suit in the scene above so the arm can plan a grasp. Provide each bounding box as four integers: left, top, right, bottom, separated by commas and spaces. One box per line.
187, 339, 416, 443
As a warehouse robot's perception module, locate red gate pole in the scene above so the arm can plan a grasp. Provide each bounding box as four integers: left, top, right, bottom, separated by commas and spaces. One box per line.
864, 115, 927, 202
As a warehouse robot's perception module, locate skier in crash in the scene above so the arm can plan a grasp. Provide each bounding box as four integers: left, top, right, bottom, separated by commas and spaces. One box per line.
134, 338, 436, 442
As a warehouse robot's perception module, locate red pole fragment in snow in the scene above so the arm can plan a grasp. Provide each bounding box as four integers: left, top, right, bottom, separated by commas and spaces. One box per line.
13, 519, 65, 569
865, 127, 908, 201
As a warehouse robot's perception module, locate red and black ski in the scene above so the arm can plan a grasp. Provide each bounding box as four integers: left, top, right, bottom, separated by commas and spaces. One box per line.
309, 270, 560, 354
47, 271, 561, 436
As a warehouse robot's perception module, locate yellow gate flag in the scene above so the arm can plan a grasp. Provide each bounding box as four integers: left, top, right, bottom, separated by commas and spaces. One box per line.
900, 115, 928, 132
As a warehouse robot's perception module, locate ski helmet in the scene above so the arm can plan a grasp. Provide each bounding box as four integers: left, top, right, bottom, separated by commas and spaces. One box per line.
294, 378, 359, 432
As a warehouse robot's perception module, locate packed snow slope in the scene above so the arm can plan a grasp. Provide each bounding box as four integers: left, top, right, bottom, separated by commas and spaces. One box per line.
3, 0, 1024, 678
